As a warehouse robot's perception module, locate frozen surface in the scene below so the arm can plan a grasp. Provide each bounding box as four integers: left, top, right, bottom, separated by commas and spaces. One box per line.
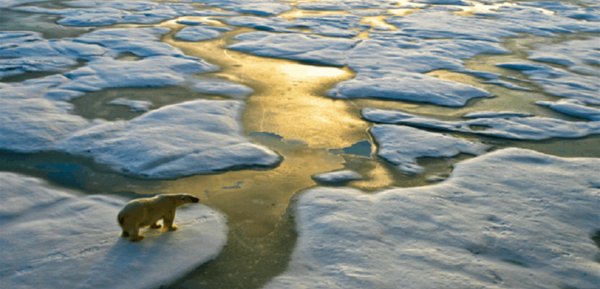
529, 37, 600, 76
108, 98, 153, 112
537, 99, 600, 121
363, 108, 600, 141
264, 148, 600, 289
0, 172, 228, 289
229, 32, 358, 66
59, 100, 281, 178
174, 26, 230, 42
370, 125, 488, 174
191, 77, 254, 99
312, 170, 362, 185
328, 72, 490, 107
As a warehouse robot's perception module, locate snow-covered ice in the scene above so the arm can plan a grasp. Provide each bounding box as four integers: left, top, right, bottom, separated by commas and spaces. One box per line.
370, 125, 488, 174
191, 77, 254, 99
59, 100, 282, 178
174, 26, 230, 42
312, 170, 362, 185
536, 99, 600, 121
0, 172, 227, 289
363, 108, 600, 141
263, 148, 600, 289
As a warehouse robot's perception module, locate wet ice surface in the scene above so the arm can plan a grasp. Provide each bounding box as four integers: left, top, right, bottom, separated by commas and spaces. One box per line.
265, 149, 600, 289
0, 172, 227, 289
59, 100, 282, 178
1, 0, 600, 288
370, 125, 488, 174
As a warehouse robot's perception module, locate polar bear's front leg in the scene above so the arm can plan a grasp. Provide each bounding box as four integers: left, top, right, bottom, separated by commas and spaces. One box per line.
128, 225, 144, 242
163, 211, 178, 231
150, 221, 162, 229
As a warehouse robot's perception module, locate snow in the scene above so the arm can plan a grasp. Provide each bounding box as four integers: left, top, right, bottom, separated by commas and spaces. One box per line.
229, 32, 358, 66
174, 26, 230, 42
58, 100, 282, 178
263, 148, 600, 289
370, 125, 488, 174
198, 0, 291, 16
108, 98, 153, 112
363, 108, 600, 141
463, 111, 533, 119
0, 172, 227, 289
191, 77, 254, 99
312, 170, 362, 185
327, 71, 490, 107
528, 37, 600, 76
536, 99, 600, 121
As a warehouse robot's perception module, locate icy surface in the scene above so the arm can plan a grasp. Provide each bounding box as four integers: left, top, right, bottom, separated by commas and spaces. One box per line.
0, 172, 227, 289
264, 148, 600, 289
363, 108, 600, 141
536, 99, 600, 121
59, 100, 281, 178
328, 72, 490, 107
529, 37, 600, 76
174, 26, 230, 42
191, 77, 254, 99
370, 125, 488, 174
108, 98, 153, 112
312, 170, 362, 185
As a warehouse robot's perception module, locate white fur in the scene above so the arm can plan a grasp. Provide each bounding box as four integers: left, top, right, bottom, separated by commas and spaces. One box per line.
117, 194, 199, 242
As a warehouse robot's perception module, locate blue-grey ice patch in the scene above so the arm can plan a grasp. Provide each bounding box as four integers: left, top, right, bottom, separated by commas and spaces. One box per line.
74, 27, 182, 57
498, 62, 600, 105
370, 125, 488, 174
198, 0, 291, 16
11, 0, 204, 26
536, 99, 600, 121
58, 100, 281, 178
229, 32, 358, 66
191, 77, 254, 99
312, 170, 362, 185
0, 172, 227, 289
223, 16, 294, 32
263, 148, 600, 289
0, 31, 105, 78
291, 15, 363, 38
363, 108, 600, 140
174, 26, 231, 42
463, 111, 533, 119
328, 71, 490, 107
58, 55, 216, 93
296, 0, 398, 11
108, 98, 153, 112
528, 37, 600, 76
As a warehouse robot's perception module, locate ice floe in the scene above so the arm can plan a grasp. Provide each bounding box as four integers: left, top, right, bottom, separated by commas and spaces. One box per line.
328, 71, 490, 107
536, 99, 600, 121
312, 170, 362, 185
174, 26, 231, 42
0, 172, 227, 289
264, 148, 600, 289
190, 77, 254, 99
528, 37, 600, 76
363, 108, 600, 140
59, 100, 281, 178
370, 125, 488, 174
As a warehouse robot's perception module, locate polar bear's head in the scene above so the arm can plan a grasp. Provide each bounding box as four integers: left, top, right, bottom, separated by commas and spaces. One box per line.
168, 193, 200, 206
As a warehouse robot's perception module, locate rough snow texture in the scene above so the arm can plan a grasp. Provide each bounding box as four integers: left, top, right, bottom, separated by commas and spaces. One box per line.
174, 26, 230, 42
0, 172, 227, 289
363, 108, 600, 141
370, 125, 488, 174
264, 148, 600, 289
59, 100, 282, 178
312, 170, 362, 185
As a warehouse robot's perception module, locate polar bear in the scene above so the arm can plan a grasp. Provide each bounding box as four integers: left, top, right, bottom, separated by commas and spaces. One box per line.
117, 193, 200, 242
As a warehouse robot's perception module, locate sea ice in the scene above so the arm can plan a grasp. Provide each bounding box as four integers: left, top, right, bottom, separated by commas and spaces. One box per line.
59, 100, 281, 178
174, 26, 231, 42
263, 148, 600, 289
191, 77, 254, 99
370, 125, 488, 174
328, 72, 490, 107
362, 108, 600, 140
312, 170, 362, 185
536, 99, 600, 121
0, 172, 227, 289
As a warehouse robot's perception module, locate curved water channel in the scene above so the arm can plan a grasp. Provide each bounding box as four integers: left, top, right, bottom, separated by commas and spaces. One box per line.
2, 3, 600, 289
